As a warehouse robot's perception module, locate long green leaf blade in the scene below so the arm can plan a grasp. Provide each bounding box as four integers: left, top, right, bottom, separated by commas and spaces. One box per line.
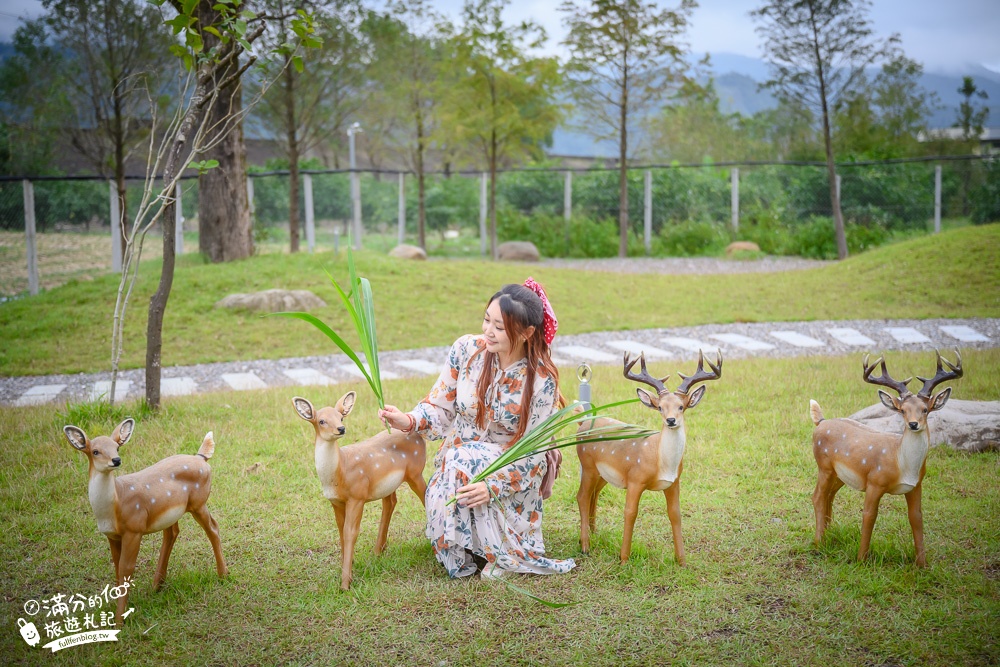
270, 311, 376, 390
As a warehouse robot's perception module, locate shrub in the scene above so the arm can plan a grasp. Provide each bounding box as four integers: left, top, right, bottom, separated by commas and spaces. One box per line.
970, 158, 1000, 224
658, 219, 730, 256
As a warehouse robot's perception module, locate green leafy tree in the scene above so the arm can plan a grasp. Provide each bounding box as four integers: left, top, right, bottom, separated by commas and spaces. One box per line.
39, 0, 176, 250
254, 0, 361, 253
646, 71, 744, 163
364, 0, 451, 249
561, 0, 696, 257
955, 76, 990, 142
752, 0, 899, 259
0, 20, 71, 176
441, 0, 563, 259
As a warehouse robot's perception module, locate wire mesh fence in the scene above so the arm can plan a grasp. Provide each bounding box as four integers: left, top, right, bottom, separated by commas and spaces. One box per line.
1, 156, 995, 295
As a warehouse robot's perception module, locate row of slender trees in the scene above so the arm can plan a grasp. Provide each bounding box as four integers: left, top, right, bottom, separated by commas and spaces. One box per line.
5, 0, 989, 263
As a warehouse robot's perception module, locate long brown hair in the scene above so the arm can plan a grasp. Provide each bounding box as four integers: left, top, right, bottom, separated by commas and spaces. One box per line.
473, 283, 561, 445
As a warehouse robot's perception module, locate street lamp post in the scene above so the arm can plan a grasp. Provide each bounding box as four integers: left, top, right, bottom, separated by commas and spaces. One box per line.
348, 122, 363, 250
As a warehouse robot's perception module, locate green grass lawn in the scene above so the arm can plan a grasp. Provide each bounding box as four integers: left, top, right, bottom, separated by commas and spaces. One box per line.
1, 224, 998, 377
1, 351, 997, 665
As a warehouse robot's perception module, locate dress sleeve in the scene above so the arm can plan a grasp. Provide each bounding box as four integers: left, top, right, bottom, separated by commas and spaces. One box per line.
408, 336, 468, 440
486, 373, 558, 500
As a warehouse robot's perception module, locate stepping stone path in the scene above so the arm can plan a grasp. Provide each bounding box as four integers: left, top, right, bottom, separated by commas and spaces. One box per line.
4, 318, 997, 407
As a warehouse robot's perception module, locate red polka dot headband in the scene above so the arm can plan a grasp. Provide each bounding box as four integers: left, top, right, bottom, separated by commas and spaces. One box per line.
523, 277, 558, 345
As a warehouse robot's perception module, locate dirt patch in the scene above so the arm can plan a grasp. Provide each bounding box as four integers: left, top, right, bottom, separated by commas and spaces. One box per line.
0, 231, 164, 296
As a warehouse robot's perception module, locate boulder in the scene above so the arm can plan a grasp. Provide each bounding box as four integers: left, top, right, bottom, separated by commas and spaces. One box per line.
388, 244, 428, 260
214, 289, 326, 313
498, 241, 540, 262
848, 399, 1000, 452
726, 241, 761, 255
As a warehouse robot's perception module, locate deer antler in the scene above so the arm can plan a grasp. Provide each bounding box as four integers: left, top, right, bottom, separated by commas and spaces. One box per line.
862, 354, 913, 397
915, 348, 963, 397
623, 352, 668, 395
675, 349, 723, 395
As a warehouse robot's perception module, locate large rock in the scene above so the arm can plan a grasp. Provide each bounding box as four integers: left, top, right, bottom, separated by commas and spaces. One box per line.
848, 399, 1000, 452
214, 289, 326, 313
498, 241, 540, 262
388, 244, 427, 260
726, 241, 761, 255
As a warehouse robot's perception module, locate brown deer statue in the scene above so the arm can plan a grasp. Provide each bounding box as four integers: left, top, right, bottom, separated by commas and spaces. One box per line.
292, 391, 427, 590
63, 419, 228, 625
577, 350, 722, 564
810, 349, 963, 566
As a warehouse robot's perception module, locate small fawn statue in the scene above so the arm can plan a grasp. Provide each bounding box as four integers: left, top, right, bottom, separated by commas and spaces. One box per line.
63, 419, 228, 625
293, 391, 427, 590
810, 349, 963, 566
577, 350, 722, 564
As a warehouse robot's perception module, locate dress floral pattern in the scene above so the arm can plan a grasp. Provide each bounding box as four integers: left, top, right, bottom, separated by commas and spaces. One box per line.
409, 334, 576, 578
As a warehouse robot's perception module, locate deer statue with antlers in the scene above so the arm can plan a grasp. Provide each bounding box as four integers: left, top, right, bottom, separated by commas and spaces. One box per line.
577, 350, 723, 564
810, 349, 963, 566
63, 419, 228, 626
293, 391, 427, 590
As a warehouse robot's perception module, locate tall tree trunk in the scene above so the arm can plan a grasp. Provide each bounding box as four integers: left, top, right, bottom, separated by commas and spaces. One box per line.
284, 60, 300, 253
809, 2, 847, 260
416, 111, 426, 250
618, 76, 629, 258
489, 128, 498, 261
113, 87, 128, 253
198, 50, 253, 262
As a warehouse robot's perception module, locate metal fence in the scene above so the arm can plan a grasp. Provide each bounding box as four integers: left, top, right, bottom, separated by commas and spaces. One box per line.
1, 156, 994, 294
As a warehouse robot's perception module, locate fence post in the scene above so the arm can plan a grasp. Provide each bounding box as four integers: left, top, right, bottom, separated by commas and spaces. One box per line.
304, 173, 315, 253
835, 174, 841, 206
934, 165, 942, 234
398, 172, 406, 245
247, 174, 255, 216
351, 170, 362, 250
23, 179, 39, 296
109, 180, 122, 273
564, 170, 572, 221
644, 170, 652, 255
175, 182, 184, 256
730, 167, 739, 232
479, 172, 488, 256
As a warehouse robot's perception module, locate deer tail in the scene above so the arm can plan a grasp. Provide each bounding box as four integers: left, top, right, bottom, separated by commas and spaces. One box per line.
197, 431, 215, 460
809, 400, 824, 426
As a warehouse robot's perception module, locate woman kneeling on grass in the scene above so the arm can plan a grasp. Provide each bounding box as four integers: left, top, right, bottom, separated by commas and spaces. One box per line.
379, 279, 576, 580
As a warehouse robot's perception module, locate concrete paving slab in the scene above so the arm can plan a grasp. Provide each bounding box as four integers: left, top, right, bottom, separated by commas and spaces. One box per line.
709, 333, 775, 351
555, 345, 619, 362
394, 359, 442, 375
161, 377, 198, 397
939, 325, 990, 342
827, 328, 876, 346
283, 368, 335, 386
221, 372, 268, 391
660, 336, 710, 353
604, 340, 674, 359
885, 327, 931, 344
89, 380, 132, 403
769, 331, 824, 347
15, 384, 67, 406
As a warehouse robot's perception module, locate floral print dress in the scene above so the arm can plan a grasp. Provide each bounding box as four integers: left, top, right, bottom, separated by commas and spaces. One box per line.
408, 334, 576, 578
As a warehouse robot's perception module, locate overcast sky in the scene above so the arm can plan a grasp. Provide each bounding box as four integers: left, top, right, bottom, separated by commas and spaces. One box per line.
1, 0, 998, 74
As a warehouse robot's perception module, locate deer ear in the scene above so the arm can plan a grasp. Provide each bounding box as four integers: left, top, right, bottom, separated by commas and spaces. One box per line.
878, 390, 901, 412
636, 388, 657, 410
686, 385, 707, 409
338, 391, 356, 417
293, 397, 315, 421
930, 387, 952, 412
113, 419, 134, 446
64, 425, 88, 451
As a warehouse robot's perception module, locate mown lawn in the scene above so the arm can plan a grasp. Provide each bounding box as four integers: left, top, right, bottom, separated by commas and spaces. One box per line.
0, 224, 998, 376
1, 351, 997, 666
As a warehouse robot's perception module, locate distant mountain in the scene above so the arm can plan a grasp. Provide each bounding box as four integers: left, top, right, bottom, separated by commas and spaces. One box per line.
550, 52, 1000, 156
